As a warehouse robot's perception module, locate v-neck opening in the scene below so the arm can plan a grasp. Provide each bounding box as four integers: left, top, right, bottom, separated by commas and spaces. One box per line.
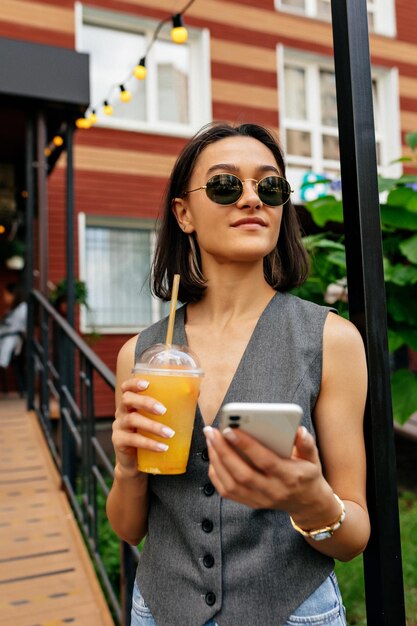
178, 291, 281, 427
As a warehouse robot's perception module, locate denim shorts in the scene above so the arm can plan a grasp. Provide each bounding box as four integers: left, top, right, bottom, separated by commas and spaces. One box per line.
130, 571, 347, 626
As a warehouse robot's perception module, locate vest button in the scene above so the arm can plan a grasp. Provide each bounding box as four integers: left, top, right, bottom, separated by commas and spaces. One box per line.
202, 518, 213, 533
203, 482, 215, 496
201, 448, 209, 462
205, 591, 216, 606
203, 553, 215, 568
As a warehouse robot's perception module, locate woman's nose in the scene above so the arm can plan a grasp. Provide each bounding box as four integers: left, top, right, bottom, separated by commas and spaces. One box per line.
236, 179, 262, 209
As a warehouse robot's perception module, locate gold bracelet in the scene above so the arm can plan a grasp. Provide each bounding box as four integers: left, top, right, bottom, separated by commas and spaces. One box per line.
290, 493, 346, 542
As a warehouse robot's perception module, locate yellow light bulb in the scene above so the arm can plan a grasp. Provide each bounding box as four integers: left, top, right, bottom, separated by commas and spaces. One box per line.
103, 101, 113, 116
44, 147, 52, 156
0, 225, 6, 234
133, 64, 147, 80
89, 111, 98, 124
76, 117, 92, 129
53, 135, 64, 147
120, 89, 132, 103
171, 26, 188, 44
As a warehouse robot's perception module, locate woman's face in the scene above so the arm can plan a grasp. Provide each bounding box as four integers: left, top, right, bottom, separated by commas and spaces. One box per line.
173, 136, 285, 266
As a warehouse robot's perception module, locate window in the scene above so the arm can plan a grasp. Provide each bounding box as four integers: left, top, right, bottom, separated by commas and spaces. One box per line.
76, 4, 211, 136
275, 0, 396, 37
277, 48, 401, 202
79, 215, 168, 333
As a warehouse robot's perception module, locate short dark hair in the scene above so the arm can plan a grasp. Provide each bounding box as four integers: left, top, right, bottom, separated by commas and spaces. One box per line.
152, 122, 309, 302
5, 282, 26, 308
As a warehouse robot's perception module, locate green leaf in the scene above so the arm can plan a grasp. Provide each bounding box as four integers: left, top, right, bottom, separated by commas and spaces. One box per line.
386, 284, 417, 323
391, 369, 417, 424
381, 205, 417, 230
388, 329, 405, 353
305, 196, 344, 227
326, 250, 347, 270
385, 262, 417, 286
398, 328, 417, 352
400, 234, 417, 264
378, 176, 399, 193
387, 187, 416, 208
399, 175, 417, 184
390, 156, 413, 164
406, 131, 417, 151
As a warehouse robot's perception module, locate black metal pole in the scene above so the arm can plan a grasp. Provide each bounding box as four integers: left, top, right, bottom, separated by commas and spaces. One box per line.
25, 113, 35, 410
330, 1, 406, 624
66, 121, 75, 329
36, 110, 48, 295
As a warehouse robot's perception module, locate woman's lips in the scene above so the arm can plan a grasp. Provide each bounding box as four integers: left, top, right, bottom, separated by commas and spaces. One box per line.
231, 218, 267, 230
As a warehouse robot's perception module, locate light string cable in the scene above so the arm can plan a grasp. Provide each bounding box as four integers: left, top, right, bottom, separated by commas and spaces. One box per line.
76, 0, 197, 129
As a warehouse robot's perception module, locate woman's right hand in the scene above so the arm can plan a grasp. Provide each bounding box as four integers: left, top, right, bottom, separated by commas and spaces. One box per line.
112, 378, 175, 477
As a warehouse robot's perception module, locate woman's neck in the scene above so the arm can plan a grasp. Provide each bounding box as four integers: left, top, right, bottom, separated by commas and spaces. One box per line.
186, 261, 276, 328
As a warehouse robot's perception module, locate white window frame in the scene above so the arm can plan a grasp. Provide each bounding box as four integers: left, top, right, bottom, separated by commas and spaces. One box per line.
75, 3, 212, 138
275, 0, 396, 37
78, 213, 167, 334
277, 46, 401, 201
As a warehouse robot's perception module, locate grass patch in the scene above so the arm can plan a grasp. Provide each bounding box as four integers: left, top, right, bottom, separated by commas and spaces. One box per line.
336, 489, 417, 625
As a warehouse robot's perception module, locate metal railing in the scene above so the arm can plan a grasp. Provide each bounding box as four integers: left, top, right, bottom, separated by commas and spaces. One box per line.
27, 288, 139, 626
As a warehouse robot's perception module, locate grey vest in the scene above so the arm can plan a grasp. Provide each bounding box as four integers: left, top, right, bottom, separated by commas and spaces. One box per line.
135, 292, 334, 626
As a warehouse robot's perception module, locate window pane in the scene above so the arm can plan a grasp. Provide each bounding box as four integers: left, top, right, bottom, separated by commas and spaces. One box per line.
284, 66, 307, 120
85, 226, 152, 328
281, 0, 305, 9
286, 129, 312, 157
156, 40, 190, 124
320, 69, 338, 127
322, 134, 340, 161
82, 23, 146, 122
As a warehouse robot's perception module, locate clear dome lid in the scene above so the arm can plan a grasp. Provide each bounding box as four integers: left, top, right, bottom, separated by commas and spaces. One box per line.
133, 343, 203, 376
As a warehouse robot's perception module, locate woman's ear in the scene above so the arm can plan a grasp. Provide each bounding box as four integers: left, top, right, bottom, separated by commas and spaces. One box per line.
172, 197, 194, 234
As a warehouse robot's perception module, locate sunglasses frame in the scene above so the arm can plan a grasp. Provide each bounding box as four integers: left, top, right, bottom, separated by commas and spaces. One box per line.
183, 173, 293, 207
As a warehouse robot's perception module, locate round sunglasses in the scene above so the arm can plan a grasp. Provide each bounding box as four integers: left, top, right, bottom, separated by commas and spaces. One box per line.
183, 173, 293, 207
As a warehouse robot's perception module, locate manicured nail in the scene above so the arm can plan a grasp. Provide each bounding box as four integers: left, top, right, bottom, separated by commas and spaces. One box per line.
161, 426, 175, 438
153, 403, 167, 415
137, 380, 149, 390
223, 427, 237, 442
155, 442, 169, 451
203, 426, 215, 443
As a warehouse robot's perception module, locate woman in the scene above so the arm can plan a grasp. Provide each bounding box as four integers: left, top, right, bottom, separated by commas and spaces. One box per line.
107, 122, 369, 626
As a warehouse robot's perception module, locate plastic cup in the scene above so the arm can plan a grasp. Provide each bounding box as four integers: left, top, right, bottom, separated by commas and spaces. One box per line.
132, 343, 203, 475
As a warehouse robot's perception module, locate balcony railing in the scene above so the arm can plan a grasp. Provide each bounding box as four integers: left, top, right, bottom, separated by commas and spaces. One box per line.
27, 288, 139, 626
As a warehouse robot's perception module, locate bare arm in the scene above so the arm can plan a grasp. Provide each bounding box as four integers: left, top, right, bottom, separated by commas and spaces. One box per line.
106, 336, 175, 545
204, 313, 370, 562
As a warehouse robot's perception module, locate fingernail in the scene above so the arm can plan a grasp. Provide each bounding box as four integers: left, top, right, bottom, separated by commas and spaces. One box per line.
203, 426, 215, 442
223, 427, 237, 442
300, 426, 308, 439
161, 426, 175, 438
155, 442, 169, 451
137, 380, 149, 390
153, 403, 167, 415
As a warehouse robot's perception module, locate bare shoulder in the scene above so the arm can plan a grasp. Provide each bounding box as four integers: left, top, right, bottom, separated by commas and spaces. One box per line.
322, 312, 367, 386
117, 334, 139, 367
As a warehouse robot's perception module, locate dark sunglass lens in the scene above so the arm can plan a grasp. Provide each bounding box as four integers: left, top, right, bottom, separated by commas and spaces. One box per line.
258, 176, 291, 206
206, 174, 242, 205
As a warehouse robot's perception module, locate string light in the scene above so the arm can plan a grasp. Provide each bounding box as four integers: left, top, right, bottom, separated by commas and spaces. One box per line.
133, 57, 147, 80
53, 135, 64, 147
171, 14, 188, 44
79, 0, 196, 126
119, 84, 132, 103
103, 100, 113, 115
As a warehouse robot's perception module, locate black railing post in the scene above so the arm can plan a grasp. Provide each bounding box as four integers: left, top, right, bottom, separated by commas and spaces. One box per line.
330, 1, 406, 624
25, 115, 36, 410
59, 329, 77, 490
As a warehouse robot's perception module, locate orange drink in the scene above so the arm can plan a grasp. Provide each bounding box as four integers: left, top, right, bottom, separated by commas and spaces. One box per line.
133, 342, 203, 475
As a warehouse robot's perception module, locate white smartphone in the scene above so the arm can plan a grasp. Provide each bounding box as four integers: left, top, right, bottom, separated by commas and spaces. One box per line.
220, 402, 303, 458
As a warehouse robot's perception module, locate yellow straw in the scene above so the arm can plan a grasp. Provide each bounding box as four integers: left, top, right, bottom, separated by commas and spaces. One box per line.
165, 274, 180, 347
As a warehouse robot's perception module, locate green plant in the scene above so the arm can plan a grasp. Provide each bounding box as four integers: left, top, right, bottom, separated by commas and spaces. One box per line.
293, 132, 417, 424
49, 277, 89, 307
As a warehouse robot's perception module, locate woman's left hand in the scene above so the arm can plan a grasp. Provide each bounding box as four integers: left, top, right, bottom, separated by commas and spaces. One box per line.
203, 425, 333, 518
